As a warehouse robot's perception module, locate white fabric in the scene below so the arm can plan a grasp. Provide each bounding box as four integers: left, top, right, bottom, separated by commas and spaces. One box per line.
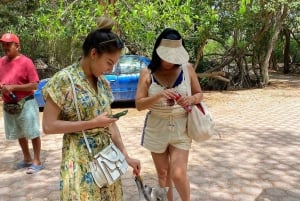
182, 65, 216, 142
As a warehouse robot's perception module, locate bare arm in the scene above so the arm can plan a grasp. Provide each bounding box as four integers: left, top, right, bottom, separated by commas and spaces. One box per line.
109, 122, 141, 175
188, 63, 203, 104
1, 82, 38, 95
172, 63, 203, 108
42, 95, 117, 134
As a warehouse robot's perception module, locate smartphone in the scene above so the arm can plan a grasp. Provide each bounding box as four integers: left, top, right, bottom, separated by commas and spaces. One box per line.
112, 109, 128, 118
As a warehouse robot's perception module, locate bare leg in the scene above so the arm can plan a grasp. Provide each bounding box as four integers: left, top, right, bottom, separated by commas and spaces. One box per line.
18, 137, 32, 163
31, 137, 42, 165
169, 146, 190, 201
151, 148, 174, 201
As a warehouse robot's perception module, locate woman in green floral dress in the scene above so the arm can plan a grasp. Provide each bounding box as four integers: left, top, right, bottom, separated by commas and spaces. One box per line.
42, 16, 141, 201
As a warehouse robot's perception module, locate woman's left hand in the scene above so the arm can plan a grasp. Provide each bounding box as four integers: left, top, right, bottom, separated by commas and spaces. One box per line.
176, 95, 194, 108
126, 157, 141, 175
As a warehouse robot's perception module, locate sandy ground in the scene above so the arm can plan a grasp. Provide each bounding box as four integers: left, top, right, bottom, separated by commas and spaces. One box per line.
203, 71, 300, 115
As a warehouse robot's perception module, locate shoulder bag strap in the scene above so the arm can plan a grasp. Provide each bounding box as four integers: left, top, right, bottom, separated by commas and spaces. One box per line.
182, 64, 192, 96
64, 70, 93, 155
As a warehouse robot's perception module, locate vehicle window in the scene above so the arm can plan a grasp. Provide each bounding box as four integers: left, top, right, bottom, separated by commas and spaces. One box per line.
105, 56, 149, 75
118, 57, 141, 74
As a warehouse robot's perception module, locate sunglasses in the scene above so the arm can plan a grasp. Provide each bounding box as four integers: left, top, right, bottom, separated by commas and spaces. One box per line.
98, 37, 124, 48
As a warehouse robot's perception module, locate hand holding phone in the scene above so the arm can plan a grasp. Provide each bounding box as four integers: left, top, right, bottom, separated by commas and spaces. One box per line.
111, 109, 128, 118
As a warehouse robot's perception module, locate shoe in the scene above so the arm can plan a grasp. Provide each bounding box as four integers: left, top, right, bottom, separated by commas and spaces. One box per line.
14, 161, 32, 170
26, 163, 45, 174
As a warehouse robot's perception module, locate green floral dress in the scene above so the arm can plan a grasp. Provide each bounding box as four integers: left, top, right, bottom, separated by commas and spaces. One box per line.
43, 63, 123, 201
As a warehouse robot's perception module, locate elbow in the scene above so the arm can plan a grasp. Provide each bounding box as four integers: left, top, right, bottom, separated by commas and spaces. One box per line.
135, 100, 151, 111
135, 102, 143, 111
42, 124, 53, 135
136, 106, 146, 111
136, 107, 143, 111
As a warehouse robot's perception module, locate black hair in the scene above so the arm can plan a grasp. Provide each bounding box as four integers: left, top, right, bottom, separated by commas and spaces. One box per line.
148, 28, 184, 72
82, 16, 124, 57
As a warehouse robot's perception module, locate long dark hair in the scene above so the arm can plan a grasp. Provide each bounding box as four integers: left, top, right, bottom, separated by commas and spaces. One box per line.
148, 28, 184, 72
82, 16, 124, 57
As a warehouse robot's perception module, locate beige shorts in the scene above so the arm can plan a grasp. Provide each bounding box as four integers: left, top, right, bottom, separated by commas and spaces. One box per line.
141, 111, 192, 153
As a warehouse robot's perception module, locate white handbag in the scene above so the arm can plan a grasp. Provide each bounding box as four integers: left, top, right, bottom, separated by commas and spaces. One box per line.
188, 102, 216, 142
182, 65, 217, 142
65, 70, 128, 187
90, 143, 128, 187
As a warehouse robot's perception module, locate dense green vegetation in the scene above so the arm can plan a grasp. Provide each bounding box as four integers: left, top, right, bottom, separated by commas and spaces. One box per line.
1, 0, 300, 89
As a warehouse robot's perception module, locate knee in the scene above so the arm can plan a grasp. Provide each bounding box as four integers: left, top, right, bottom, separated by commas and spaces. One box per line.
157, 168, 169, 186
157, 168, 168, 180
171, 167, 187, 182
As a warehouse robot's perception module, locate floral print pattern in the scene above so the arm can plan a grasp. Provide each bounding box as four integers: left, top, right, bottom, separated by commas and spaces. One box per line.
43, 63, 123, 201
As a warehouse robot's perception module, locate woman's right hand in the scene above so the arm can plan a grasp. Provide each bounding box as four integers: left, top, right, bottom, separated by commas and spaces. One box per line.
158, 88, 177, 100
91, 112, 118, 128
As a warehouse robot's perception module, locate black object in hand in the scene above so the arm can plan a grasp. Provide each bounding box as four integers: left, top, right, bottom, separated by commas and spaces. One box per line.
9, 92, 17, 101
112, 110, 128, 118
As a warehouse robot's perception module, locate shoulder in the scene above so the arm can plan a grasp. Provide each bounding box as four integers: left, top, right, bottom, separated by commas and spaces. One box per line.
43, 67, 73, 97
19, 55, 35, 68
52, 66, 73, 82
138, 67, 151, 85
46, 66, 73, 88
19, 54, 33, 63
140, 67, 151, 78
182, 63, 196, 75
140, 67, 151, 73
185, 63, 195, 71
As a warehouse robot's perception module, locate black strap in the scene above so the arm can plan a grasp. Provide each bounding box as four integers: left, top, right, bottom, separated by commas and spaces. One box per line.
4, 94, 34, 104
24, 94, 34, 101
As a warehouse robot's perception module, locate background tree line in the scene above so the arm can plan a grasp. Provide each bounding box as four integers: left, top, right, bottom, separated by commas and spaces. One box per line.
1, 0, 300, 90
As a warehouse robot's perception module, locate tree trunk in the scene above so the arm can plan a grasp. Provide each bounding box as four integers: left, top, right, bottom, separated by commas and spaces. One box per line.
269, 51, 278, 70
283, 27, 291, 74
262, 4, 288, 84
194, 39, 207, 70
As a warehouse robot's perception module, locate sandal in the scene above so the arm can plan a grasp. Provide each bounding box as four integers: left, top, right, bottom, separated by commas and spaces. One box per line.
26, 163, 45, 174
14, 161, 32, 170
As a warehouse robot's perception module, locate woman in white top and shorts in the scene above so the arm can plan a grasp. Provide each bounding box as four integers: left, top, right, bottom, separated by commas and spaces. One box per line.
135, 28, 203, 201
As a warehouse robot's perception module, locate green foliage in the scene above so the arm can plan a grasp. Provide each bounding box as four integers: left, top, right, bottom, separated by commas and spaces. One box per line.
290, 39, 300, 63
30, 0, 104, 67
0, 0, 299, 82
198, 58, 215, 73
239, 0, 251, 14
273, 40, 284, 62
112, 0, 194, 57
204, 40, 225, 56
0, 1, 39, 58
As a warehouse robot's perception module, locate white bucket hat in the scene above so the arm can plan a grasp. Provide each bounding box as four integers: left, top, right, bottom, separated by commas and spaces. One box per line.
156, 38, 189, 65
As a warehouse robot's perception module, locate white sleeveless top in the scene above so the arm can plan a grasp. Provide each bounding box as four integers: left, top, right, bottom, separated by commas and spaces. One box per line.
148, 66, 189, 116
